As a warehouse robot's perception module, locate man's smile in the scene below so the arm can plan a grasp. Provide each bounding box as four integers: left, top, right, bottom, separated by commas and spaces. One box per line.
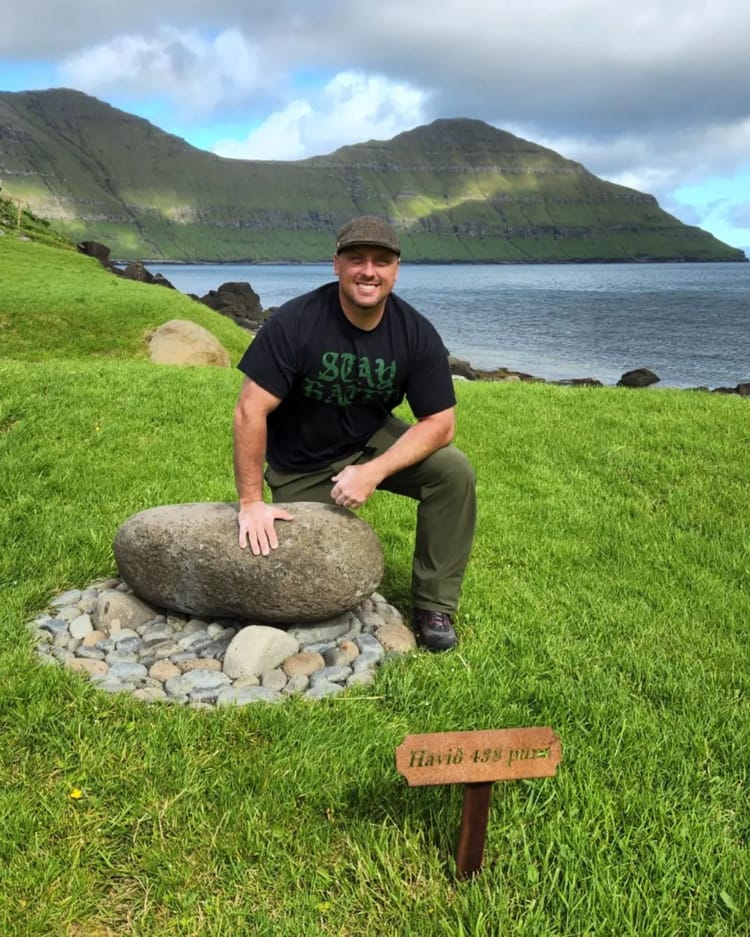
333, 244, 400, 326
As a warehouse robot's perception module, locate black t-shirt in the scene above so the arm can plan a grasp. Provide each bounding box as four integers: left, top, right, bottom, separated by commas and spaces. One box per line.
237, 281, 456, 472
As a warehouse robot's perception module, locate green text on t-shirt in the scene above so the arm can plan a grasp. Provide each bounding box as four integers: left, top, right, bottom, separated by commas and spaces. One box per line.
303, 352, 398, 405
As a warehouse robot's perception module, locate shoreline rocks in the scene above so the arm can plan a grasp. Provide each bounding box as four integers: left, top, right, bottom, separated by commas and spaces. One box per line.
448, 356, 750, 396
77, 244, 748, 396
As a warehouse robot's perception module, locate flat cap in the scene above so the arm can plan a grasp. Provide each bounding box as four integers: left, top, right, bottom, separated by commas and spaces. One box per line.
335, 216, 401, 256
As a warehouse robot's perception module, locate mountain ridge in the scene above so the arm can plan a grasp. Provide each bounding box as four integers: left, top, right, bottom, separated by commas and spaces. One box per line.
0, 88, 744, 263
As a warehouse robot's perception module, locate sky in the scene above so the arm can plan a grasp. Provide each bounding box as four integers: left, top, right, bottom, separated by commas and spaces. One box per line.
2, 0, 749, 255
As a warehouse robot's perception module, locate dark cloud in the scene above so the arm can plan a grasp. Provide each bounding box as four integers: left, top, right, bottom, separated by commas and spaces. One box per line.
5, 1, 750, 144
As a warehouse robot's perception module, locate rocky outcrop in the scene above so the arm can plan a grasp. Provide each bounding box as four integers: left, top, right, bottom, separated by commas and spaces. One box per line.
448, 355, 540, 383
77, 240, 112, 265
147, 319, 230, 367
451, 356, 748, 394
199, 282, 272, 332
712, 382, 750, 396
112, 502, 384, 623
118, 260, 174, 287
76, 242, 179, 288
617, 368, 660, 388
554, 377, 605, 387
452, 358, 598, 383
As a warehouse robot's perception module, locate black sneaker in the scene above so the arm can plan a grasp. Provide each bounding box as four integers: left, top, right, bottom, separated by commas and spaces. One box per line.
413, 609, 458, 652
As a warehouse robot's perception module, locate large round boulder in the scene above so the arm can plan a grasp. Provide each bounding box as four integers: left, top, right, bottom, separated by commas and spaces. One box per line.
113, 502, 384, 623
148, 319, 230, 367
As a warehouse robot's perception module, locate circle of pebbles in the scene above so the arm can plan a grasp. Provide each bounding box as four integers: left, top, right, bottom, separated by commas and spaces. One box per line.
28, 578, 417, 708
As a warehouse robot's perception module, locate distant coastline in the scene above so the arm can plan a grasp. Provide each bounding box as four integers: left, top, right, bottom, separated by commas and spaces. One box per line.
141, 256, 749, 267
5, 92, 745, 266
144, 260, 750, 395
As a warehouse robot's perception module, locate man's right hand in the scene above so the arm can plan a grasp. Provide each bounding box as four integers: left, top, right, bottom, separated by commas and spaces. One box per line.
237, 502, 295, 556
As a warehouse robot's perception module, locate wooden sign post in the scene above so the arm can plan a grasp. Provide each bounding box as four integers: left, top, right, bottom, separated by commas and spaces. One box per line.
395, 727, 562, 879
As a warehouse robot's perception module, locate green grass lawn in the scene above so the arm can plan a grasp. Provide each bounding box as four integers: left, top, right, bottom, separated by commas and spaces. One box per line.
1, 234, 748, 936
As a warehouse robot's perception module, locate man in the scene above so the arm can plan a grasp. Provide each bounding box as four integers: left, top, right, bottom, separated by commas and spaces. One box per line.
233, 215, 476, 651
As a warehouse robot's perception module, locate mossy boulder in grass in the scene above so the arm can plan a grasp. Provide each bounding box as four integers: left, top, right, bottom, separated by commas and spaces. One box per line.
113, 502, 384, 623
148, 319, 230, 367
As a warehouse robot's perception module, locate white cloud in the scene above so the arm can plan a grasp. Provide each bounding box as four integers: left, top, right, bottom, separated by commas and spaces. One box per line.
505, 118, 750, 206
213, 71, 429, 160
215, 101, 312, 160
12, 1, 748, 143
61, 27, 267, 118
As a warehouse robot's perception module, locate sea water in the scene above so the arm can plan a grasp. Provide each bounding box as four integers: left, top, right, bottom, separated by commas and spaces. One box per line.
150, 262, 750, 389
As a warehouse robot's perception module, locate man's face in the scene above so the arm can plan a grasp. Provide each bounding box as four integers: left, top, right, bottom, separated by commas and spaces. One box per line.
333, 246, 399, 320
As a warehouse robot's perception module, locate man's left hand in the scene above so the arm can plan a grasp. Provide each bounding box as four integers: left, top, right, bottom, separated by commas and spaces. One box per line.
330, 463, 382, 510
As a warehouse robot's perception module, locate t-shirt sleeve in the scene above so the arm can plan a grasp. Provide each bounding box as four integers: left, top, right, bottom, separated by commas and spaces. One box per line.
236, 309, 299, 400
404, 319, 457, 418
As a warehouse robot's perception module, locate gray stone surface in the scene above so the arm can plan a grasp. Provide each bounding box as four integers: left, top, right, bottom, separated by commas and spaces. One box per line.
223, 625, 299, 679
49, 590, 82, 607
260, 668, 288, 692
305, 682, 345, 699
216, 686, 280, 706
354, 633, 385, 666
108, 662, 148, 681
94, 589, 158, 634
69, 614, 93, 640
113, 629, 140, 645
309, 666, 352, 688
39, 618, 68, 637
287, 612, 357, 645
113, 501, 384, 622
29, 577, 418, 707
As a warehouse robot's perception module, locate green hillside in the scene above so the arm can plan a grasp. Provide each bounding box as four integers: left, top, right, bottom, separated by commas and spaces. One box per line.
0, 198, 250, 363
0, 185, 73, 250
0, 88, 745, 263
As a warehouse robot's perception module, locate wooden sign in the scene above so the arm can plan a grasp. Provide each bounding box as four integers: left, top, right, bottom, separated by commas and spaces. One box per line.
395, 727, 562, 879
396, 727, 561, 786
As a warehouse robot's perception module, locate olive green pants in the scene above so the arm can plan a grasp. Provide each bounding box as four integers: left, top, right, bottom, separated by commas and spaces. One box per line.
264, 415, 476, 614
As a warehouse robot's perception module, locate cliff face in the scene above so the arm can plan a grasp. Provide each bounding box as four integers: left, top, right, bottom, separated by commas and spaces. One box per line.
0, 89, 744, 263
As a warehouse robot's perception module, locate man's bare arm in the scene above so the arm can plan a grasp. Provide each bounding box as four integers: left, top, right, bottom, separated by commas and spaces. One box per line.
233, 378, 294, 555
330, 407, 455, 510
